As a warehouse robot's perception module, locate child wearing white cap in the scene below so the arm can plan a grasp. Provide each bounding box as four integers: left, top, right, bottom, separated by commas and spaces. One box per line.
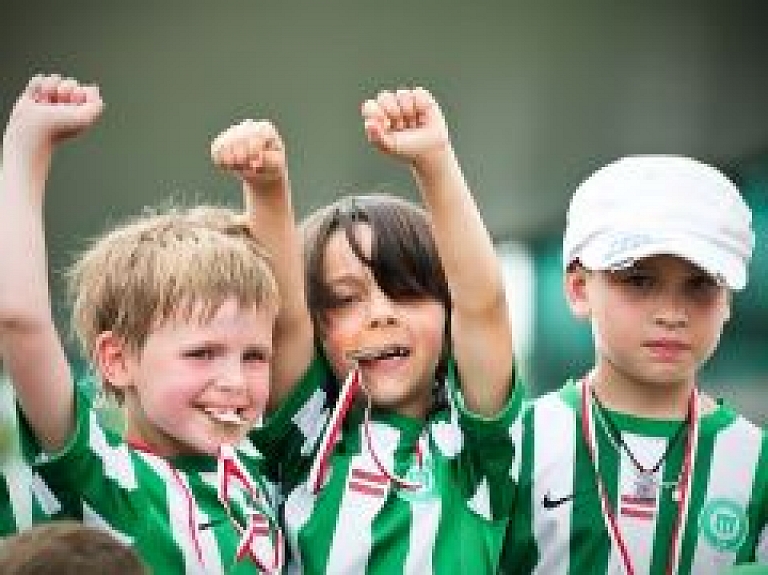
500, 155, 767, 573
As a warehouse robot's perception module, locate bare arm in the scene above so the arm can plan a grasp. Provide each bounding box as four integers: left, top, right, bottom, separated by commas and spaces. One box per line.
0, 74, 103, 450
361, 88, 513, 417
211, 120, 314, 410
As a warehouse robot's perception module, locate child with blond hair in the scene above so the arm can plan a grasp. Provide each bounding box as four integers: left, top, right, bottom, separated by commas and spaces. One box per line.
1, 74, 285, 573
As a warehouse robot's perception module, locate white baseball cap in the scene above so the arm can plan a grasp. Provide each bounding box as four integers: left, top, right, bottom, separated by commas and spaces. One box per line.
562, 155, 754, 290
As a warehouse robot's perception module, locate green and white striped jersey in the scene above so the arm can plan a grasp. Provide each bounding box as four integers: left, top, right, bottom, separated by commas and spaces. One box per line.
1, 375, 71, 535
0, 460, 64, 535
17, 388, 282, 574
500, 380, 768, 574
253, 355, 522, 575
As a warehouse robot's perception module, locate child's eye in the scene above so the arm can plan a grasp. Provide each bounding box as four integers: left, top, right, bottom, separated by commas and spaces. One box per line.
329, 293, 362, 308
620, 272, 655, 290
686, 275, 721, 300
390, 292, 432, 305
183, 347, 216, 360
243, 348, 269, 363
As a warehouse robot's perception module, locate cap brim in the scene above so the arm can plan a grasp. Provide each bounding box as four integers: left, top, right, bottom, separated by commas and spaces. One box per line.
577, 233, 746, 290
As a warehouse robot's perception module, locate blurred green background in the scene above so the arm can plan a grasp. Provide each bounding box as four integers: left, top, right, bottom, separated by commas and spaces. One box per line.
1, 0, 767, 447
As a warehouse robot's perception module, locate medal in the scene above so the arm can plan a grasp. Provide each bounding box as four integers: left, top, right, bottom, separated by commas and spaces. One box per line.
582, 379, 700, 575
632, 470, 658, 501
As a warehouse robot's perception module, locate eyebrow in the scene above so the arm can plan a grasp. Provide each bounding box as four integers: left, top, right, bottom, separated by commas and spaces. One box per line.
616, 261, 716, 280
326, 272, 370, 287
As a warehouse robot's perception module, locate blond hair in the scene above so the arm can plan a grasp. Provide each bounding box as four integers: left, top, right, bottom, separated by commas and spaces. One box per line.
68, 205, 279, 396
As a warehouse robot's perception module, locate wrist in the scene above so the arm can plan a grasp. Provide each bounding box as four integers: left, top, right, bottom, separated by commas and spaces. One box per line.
243, 172, 289, 194
410, 143, 457, 178
2, 140, 54, 191
242, 174, 292, 215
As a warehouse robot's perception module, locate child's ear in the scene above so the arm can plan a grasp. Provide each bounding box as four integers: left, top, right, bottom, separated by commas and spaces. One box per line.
93, 332, 135, 391
723, 293, 732, 323
564, 266, 591, 319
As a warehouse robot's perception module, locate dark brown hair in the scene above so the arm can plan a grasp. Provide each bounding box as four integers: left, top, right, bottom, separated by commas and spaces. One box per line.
301, 193, 452, 411
302, 194, 450, 326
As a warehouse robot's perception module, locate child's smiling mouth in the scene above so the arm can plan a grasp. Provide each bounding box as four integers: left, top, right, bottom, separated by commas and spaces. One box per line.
348, 345, 412, 364
203, 407, 247, 426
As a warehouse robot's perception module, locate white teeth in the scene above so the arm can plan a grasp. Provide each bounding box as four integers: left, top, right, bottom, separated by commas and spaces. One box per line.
348, 346, 409, 362
347, 348, 379, 362
205, 408, 246, 425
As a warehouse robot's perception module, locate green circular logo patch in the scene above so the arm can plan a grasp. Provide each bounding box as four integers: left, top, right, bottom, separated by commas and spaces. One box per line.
396, 465, 437, 503
699, 498, 747, 553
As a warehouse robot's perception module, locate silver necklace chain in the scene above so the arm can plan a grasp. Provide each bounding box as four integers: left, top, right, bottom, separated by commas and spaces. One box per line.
590, 395, 681, 489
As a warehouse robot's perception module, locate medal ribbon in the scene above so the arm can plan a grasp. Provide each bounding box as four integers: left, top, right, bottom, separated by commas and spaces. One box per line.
127, 439, 206, 568
362, 391, 424, 490
127, 440, 283, 572
308, 367, 361, 493
581, 380, 699, 575
218, 444, 284, 574
308, 364, 425, 493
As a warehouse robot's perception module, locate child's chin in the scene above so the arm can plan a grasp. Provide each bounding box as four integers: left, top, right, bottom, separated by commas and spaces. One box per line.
192, 437, 238, 457
368, 393, 420, 414
211, 433, 246, 451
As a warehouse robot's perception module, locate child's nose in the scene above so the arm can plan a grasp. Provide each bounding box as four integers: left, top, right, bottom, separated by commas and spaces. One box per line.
366, 290, 399, 328
215, 360, 247, 393
653, 290, 689, 328
654, 311, 687, 329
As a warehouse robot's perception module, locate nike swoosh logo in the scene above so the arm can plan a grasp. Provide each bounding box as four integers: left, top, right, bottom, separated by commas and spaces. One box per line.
542, 492, 574, 509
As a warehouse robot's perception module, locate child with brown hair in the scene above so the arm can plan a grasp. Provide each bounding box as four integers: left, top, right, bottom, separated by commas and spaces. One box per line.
500, 156, 768, 573
0, 520, 147, 574
212, 87, 522, 573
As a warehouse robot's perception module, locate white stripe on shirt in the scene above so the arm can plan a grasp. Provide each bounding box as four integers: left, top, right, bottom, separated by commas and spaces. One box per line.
690, 416, 762, 573
532, 393, 576, 575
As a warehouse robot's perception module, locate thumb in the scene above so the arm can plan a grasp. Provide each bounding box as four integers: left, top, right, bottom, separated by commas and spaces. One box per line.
70, 85, 104, 125
364, 119, 395, 153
